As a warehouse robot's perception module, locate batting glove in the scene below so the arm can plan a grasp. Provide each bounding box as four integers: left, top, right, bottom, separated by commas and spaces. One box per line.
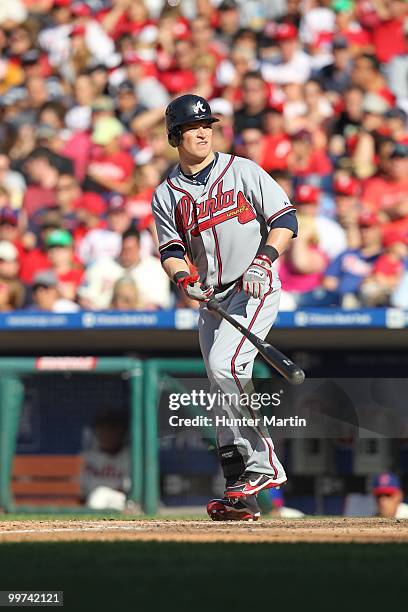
242, 254, 274, 300
175, 272, 214, 302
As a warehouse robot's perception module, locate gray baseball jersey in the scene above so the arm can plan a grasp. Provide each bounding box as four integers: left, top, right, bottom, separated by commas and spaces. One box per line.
152, 152, 292, 484
152, 152, 295, 290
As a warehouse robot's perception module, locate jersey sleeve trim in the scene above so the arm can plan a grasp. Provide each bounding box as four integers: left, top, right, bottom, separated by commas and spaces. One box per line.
267, 205, 297, 226
158, 238, 186, 253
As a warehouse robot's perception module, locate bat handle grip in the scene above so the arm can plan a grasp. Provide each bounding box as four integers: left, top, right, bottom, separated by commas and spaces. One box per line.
207, 298, 221, 312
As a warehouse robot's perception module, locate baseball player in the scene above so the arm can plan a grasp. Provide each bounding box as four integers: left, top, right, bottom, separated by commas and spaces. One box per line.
372, 473, 408, 519
152, 94, 298, 521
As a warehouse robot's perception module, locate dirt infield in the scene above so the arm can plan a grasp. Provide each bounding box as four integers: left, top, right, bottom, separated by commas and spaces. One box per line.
0, 517, 407, 543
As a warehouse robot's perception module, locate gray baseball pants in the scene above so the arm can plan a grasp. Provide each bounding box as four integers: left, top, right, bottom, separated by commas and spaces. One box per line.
198, 276, 287, 483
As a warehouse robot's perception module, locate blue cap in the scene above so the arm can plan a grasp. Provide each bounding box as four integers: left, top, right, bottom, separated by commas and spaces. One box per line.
372, 472, 401, 496
268, 486, 284, 507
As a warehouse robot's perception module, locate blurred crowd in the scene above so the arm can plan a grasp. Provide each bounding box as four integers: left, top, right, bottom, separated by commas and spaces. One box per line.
0, 0, 406, 312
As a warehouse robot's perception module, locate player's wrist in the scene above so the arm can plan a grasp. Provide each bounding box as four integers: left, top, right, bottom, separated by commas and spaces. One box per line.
256, 245, 279, 264
173, 270, 190, 286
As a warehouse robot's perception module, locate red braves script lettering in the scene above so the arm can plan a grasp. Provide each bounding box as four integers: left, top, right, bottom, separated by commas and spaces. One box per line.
178, 182, 256, 236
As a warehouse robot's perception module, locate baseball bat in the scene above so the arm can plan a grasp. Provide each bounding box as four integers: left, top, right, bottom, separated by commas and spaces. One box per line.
207, 298, 305, 386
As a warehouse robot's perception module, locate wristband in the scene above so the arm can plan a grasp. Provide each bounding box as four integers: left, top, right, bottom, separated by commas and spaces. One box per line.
257, 245, 279, 263
173, 271, 189, 285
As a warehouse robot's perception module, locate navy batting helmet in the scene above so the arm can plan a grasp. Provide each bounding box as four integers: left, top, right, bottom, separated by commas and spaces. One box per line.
165, 94, 219, 148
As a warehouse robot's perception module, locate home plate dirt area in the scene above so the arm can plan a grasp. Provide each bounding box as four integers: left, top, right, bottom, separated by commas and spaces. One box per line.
0, 518, 407, 543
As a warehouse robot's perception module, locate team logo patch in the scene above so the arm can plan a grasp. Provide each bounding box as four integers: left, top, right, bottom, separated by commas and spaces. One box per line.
193, 100, 206, 114
176, 182, 256, 236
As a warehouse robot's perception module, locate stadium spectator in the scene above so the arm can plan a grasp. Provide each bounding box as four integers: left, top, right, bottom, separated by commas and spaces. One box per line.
19, 211, 61, 284
384, 107, 408, 144
215, 0, 242, 53
22, 148, 63, 217
126, 162, 160, 230
238, 116, 291, 172
262, 107, 292, 170
191, 15, 222, 63
54, 174, 82, 219
0, 208, 21, 248
82, 228, 170, 310
159, 37, 197, 96
387, 18, 408, 105
85, 116, 134, 195
65, 73, 96, 132
27, 269, 79, 312
123, 51, 170, 110
278, 214, 328, 302
238, 127, 270, 169
333, 174, 361, 249
360, 231, 408, 306
329, 86, 365, 159
352, 92, 392, 179
293, 184, 346, 259
44, 229, 84, 301
368, 0, 407, 65
72, 192, 107, 247
287, 129, 332, 184
322, 211, 383, 307
115, 80, 144, 131
0, 277, 24, 311
351, 53, 395, 102
234, 71, 269, 133
0, 240, 20, 281
333, 0, 372, 57
78, 195, 129, 266
8, 124, 38, 168
301, 79, 335, 131
261, 23, 312, 85
362, 142, 408, 236
110, 277, 142, 311
372, 472, 408, 519
314, 36, 352, 94
0, 154, 26, 208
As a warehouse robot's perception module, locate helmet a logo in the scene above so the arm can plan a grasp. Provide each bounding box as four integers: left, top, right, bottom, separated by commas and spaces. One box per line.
193, 100, 206, 114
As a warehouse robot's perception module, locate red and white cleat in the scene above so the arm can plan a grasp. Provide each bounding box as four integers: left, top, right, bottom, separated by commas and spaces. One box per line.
207, 496, 261, 521
224, 472, 286, 499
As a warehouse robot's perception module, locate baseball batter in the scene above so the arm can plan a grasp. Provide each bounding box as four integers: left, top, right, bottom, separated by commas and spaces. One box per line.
152, 95, 298, 521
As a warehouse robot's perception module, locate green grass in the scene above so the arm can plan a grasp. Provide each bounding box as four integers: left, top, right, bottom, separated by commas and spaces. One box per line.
0, 542, 406, 611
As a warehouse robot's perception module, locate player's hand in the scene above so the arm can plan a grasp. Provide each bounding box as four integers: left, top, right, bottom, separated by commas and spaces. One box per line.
176, 273, 214, 302
242, 254, 273, 299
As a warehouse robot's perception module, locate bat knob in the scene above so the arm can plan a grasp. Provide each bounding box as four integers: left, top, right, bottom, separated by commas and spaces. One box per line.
290, 368, 306, 386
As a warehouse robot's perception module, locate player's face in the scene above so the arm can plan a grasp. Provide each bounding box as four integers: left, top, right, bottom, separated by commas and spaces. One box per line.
375, 491, 402, 518
179, 121, 213, 162
96, 423, 126, 454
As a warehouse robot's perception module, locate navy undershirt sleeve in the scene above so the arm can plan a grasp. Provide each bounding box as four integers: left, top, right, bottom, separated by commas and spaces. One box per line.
270, 210, 298, 237
160, 245, 186, 264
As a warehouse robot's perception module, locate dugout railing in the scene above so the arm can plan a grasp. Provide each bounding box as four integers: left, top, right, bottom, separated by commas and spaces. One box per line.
0, 357, 143, 513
